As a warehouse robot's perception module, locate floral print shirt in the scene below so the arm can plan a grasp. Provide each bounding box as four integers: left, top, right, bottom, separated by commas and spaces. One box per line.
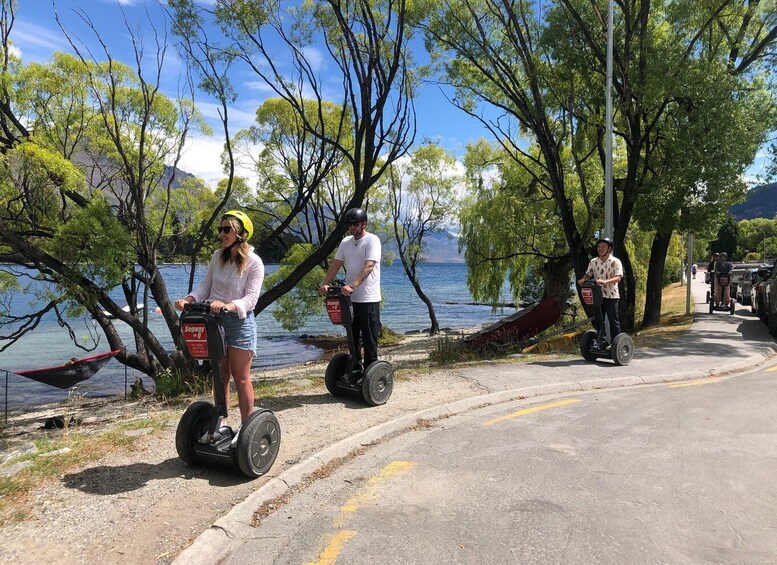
585, 255, 623, 299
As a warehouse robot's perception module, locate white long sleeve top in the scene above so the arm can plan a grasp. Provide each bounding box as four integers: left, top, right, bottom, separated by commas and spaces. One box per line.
188, 247, 264, 319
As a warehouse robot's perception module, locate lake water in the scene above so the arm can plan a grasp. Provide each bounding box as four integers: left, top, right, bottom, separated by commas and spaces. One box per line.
1, 262, 516, 411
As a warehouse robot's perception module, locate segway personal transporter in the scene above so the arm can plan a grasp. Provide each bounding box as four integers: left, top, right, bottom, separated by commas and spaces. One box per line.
579, 281, 634, 366
709, 272, 736, 315
175, 302, 280, 478
324, 281, 393, 406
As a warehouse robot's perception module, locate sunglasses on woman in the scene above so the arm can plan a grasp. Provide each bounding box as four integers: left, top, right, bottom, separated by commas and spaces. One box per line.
217, 226, 233, 234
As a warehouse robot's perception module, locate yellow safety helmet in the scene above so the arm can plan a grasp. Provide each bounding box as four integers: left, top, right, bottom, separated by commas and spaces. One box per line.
224, 210, 253, 241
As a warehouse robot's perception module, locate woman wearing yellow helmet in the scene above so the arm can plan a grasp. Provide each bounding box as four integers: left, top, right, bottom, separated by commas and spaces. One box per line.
175, 210, 262, 425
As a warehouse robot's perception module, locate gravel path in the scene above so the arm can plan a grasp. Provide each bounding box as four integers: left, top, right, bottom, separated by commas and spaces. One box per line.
0, 334, 488, 564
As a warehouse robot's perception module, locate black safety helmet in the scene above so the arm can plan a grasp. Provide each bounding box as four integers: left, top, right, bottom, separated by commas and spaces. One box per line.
713, 252, 720, 256
344, 208, 368, 224
597, 237, 614, 250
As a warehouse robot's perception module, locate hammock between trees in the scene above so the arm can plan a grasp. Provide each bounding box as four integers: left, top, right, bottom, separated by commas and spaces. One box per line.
14, 350, 120, 389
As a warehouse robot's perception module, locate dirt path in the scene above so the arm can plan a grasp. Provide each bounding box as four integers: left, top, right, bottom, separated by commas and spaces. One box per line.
0, 334, 489, 564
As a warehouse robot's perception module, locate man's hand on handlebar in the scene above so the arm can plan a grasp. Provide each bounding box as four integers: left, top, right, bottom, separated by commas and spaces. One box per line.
318, 284, 330, 296
341, 284, 354, 296
174, 299, 190, 311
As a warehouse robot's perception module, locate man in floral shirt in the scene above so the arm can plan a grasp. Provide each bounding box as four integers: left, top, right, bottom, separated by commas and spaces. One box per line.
577, 237, 624, 342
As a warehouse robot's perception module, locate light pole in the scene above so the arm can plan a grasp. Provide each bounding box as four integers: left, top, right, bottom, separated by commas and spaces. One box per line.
604, 0, 614, 240
756, 227, 766, 263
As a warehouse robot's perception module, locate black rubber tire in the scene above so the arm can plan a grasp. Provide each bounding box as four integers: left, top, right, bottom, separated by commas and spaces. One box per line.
235, 409, 281, 478
709, 299, 714, 314
175, 401, 215, 466
324, 353, 350, 397
361, 361, 394, 406
706, 290, 710, 304
580, 330, 598, 362
730, 300, 735, 315
611, 333, 634, 366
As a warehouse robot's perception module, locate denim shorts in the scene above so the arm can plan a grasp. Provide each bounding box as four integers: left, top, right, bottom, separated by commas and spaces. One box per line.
220, 312, 257, 352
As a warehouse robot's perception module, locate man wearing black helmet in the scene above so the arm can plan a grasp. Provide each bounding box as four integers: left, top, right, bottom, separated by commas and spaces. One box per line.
577, 237, 624, 342
319, 208, 382, 370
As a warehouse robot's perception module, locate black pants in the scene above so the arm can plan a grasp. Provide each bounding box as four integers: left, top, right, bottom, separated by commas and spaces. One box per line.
351, 302, 381, 367
601, 298, 621, 341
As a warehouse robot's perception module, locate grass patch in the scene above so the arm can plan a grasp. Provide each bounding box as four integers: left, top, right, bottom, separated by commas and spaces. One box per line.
0, 415, 170, 525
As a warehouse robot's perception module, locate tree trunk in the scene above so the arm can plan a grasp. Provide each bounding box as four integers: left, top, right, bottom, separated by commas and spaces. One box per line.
642, 230, 672, 327
399, 258, 439, 335
540, 255, 573, 310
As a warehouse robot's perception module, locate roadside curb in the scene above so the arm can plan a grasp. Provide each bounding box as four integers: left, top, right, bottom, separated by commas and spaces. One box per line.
173, 346, 776, 565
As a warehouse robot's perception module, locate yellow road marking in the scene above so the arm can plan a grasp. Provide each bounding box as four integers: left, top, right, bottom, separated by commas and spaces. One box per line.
766, 365, 777, 372
340, 460, 415, 517
669, 379, 719, 388
307, 530, 357, 565
310, 461, 415, 564
483, 398, 580, 427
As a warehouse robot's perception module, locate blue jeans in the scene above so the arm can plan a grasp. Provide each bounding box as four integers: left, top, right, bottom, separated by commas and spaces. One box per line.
219, 312, 257, 352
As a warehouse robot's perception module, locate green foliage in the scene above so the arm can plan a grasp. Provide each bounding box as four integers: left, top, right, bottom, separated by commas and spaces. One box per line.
710, 215, 740, 260
265, 243, 326, 331
459, 139, 566, 307
153, 367, 211, 399
49, 197, 135, 290
736, 218, 774, 262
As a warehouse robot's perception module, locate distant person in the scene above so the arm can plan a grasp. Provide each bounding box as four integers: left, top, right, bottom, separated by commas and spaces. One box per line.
319, 208, 382, 370
577, 237, 623, 341
692, 264, 697, 279
175, 210, 263, 427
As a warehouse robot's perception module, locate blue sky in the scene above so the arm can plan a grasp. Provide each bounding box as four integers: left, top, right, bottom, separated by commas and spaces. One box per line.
11, 0, 490, 187
10, 0, 773, 188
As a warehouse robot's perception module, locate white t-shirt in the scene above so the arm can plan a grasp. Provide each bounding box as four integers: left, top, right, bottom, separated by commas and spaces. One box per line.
334, 232, 381, 303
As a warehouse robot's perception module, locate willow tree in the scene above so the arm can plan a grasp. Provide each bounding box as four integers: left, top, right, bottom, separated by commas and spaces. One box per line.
169, 0, 420, 315
0, 3, 211, 382
422, 0, 777, 330
458, 138, 575, 310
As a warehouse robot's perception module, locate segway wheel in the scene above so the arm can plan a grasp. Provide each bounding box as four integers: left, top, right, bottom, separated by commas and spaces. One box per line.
176, 400, 216, 466
236, 409, 281, 478
611, 333, 634, 366
709, 299, 714, 314
730, 300, 735, 315
580, 330, 598, 362
706, 290, 710, 304
324, 352, 350, 397
361, 361, 394, 406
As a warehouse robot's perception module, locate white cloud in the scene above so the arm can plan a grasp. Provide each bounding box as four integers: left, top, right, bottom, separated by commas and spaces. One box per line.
301, 46, 324, 72
8, 44, 21, 59
178, 135, 262, 191
195, 100, 258, 131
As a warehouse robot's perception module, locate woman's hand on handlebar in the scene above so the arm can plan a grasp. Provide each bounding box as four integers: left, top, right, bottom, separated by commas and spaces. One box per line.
174, 298, 190, 311
318, 285, 330, 296
210, 300, 230, 314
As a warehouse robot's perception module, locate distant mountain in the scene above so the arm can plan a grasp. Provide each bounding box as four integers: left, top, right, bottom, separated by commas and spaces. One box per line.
383, 229, 465, 263
730, 182, 777, 220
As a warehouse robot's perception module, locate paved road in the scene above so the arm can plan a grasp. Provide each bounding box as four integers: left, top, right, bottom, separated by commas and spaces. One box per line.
175, 278, 777, 564
225, 369, 777, 564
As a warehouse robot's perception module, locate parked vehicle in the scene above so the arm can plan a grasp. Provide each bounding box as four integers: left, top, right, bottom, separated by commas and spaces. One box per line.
761, 266, 777, 335
736, 267, 759, 305
751, 265, 773, 318
729, 262, 761, 300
